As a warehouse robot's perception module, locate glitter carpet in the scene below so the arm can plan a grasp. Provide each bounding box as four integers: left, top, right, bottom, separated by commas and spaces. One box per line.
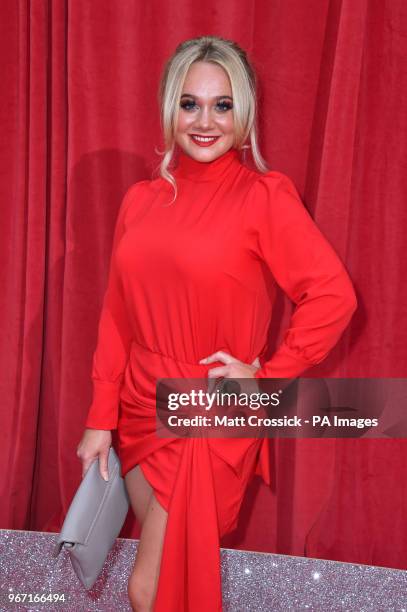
0, 530, 406, 610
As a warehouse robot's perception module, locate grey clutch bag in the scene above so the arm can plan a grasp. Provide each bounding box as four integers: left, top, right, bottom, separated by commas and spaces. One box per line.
52, 446, 130, 589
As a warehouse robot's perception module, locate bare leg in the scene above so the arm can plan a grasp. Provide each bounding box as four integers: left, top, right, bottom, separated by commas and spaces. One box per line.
125, 464, 168, 612
124, 464, 154, 525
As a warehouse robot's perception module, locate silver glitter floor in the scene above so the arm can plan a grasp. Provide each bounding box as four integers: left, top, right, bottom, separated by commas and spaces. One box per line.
0, 530, 406, 611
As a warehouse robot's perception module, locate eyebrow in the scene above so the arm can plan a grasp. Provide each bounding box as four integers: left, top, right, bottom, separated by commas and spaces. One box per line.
180, 94, 233, 100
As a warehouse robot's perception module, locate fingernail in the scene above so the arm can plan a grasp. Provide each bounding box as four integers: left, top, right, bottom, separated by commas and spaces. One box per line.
199, 358, 207, 363
103, 473, 109, 481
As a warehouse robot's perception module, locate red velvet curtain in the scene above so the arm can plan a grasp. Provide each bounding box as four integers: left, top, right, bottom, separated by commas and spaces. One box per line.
1, 0, 406, 570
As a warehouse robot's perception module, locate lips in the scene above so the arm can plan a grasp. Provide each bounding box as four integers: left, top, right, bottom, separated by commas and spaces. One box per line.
189, 134, 220, 147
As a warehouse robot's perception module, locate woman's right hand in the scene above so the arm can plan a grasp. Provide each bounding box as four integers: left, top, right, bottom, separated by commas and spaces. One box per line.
76, 428, 112, 481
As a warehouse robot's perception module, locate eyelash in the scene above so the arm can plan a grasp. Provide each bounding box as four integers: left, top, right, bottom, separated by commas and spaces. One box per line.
180, 100, 233, 112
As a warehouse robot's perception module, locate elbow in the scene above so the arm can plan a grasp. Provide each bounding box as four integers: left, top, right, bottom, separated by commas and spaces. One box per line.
339, 278, 358, 323
350, 288, 358, 316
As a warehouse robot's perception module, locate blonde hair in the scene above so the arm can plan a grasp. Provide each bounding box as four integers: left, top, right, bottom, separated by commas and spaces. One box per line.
156, 35, 269, 202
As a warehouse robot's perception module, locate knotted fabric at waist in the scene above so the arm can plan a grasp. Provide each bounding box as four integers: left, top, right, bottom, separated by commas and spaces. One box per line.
120, 338, 211, 409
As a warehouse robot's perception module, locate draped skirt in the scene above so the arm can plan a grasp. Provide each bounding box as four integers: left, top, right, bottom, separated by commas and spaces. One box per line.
117, 340, 271, 611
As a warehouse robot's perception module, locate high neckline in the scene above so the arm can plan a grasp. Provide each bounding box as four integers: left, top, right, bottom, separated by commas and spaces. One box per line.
173, 147, 242, 182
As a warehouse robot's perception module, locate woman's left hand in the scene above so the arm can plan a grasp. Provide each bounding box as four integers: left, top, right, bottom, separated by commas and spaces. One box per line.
199, 350, 261, 393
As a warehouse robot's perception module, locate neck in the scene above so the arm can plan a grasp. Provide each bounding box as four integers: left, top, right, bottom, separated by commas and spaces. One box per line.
173, 147, 242, 182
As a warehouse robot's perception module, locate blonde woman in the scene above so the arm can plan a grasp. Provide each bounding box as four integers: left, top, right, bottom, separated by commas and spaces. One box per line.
77, 36, 357, 611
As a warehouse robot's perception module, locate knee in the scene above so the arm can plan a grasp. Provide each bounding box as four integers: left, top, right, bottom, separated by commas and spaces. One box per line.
127, 570, 155, 612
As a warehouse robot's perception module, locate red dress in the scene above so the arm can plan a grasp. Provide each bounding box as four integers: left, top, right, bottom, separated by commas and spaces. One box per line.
85, 148, 357, 611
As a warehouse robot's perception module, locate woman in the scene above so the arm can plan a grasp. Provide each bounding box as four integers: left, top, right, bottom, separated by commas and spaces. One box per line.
76, 36, 357, 612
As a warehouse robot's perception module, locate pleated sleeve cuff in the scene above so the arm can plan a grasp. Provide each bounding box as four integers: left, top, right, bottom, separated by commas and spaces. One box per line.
254, 342, 317, 380
84, 380, 122, 430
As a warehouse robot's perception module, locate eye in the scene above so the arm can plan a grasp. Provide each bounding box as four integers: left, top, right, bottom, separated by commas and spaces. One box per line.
216, 100, 233, 112
180, 100, 233, 113
180, 99, 197, 111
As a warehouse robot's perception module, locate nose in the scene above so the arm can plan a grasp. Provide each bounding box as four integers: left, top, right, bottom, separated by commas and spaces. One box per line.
194, 105, 215, 130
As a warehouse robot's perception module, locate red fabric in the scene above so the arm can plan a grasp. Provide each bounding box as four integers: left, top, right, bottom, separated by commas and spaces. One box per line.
85, 148, 356, 610
1, 0, 407, 577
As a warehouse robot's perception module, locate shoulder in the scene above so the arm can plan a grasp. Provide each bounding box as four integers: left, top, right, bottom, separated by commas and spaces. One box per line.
122, 179, 152, 204
246, 168, 301, 200
243, 168, 305, 222
118, 179, 154, 216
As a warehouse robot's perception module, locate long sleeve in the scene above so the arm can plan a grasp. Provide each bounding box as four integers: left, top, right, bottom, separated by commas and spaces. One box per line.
244, 171, 357, 379
85, 184, 137, 430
